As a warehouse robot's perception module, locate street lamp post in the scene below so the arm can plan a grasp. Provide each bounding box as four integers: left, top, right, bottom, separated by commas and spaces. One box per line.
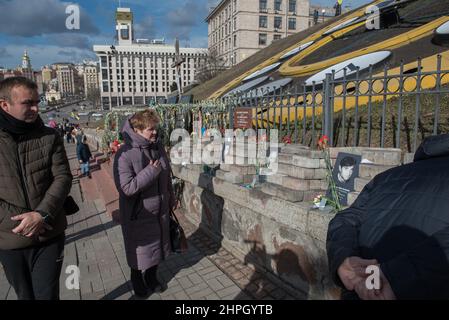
110, 45, 123, 108
322, 9, 326, 23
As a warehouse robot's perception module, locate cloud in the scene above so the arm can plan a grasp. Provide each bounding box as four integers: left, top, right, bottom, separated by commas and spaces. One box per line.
166, 0, 208, 41
0, 44, 97, 69
57, 49, 77, 57
184, 36, 209, 49
0, 0, 99, 37
0, 48, 12, 59
45, 34, 92, 49
134, 16, 155, 40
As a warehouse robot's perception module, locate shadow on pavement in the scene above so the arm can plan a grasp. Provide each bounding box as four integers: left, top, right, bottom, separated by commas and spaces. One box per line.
100, 283, 133, 300
65, 220, 118, 245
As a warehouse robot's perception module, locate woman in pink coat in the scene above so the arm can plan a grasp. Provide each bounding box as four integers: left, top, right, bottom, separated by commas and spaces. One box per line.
113, 109, 176, 297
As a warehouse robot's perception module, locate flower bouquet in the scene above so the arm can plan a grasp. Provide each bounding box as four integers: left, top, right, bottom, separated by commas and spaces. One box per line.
317, 135, 342, 212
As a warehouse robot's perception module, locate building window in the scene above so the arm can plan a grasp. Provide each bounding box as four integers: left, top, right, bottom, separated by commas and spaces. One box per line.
259, 33, 267, 46
259, 16, 268, 28
259, 0, 267, 11
233, 17, 237, 31
274, 34, 282, 41
274, 16, 282, 29
102, 81, 109, 93
120, 24, 130, 39
288, 17, 296, 30
234, 35, 237, 47
275, 0, 282, 11
100, 56, 107, 68
233, 0, 237, 12
289, 0, 296, 12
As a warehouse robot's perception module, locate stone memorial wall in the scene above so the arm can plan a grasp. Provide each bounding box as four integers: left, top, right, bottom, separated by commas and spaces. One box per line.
172, 143, 414, 299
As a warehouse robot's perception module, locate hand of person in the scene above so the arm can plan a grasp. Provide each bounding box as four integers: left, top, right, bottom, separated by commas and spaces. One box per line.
149, 159, 161, 168
354, 266, 397, 300
337, 256, 378, 291
79, 160, 83, 164
11, 212, 46, 238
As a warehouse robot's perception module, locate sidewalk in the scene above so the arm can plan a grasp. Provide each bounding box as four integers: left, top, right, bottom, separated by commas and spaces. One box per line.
0, 142, 300, 300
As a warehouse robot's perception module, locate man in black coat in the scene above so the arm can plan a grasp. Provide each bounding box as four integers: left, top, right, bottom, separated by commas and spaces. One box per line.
327, 134, 449, 300
76, 135, 92, 178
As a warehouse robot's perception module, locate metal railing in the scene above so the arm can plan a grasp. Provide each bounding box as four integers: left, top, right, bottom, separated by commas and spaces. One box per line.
223, 55, 449, 152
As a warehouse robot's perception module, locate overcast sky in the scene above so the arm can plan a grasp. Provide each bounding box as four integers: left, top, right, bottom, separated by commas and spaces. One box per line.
0, 0, 371, 69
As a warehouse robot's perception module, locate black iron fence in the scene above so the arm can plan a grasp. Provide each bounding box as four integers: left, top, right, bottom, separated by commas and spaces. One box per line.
223, 55, 449, 152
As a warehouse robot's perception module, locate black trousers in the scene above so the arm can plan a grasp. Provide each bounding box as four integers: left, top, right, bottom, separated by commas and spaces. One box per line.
0, 234, 65, 300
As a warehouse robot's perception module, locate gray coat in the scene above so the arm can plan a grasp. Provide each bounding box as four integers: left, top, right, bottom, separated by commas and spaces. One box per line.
113, 119, 175, 271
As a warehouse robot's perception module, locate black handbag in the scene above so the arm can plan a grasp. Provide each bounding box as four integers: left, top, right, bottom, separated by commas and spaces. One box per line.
169, 209, 187, 253
63, 196, 79, 216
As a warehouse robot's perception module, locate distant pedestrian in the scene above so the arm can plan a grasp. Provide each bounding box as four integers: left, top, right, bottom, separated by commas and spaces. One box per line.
74, 127, 84, 145
65, 124, 73, 143
0, 77, 72, 300
76, 135, 92, 179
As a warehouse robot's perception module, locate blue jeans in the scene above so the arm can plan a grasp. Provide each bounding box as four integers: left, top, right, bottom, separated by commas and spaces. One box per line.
80, 162, 90, 175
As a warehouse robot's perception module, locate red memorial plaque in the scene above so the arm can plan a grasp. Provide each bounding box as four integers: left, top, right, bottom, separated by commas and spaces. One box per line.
234, 108, 252, 129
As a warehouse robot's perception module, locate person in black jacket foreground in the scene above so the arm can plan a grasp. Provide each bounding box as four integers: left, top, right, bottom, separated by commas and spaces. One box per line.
327, 134, 449, 300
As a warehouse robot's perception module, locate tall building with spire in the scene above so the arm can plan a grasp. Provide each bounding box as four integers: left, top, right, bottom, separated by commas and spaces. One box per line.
20, 50, 34, 81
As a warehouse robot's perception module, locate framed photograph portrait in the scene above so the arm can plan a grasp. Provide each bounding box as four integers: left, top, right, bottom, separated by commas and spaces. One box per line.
326, 152, 362, 206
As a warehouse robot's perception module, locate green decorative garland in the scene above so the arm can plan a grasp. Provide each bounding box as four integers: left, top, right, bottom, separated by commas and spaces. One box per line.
101, 102, 231, 151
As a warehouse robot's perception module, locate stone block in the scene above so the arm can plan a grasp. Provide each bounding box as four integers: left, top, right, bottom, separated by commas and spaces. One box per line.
281, 144, 310, 155
224, 155, 260, 166
329, 147, 364, 159
278, 153, 325, 169
215, 170, 253, 184
359, 164, 396, 179
403, 153, 414, 164
261, 183, 304, 202
347, 192, 360, 206
220, 164, 256, 175
186, 164, 203, 172
278, 163, 317, 179
278, 153, 293, 165
309, 179, 328, 191
290, 155, 321, 169
361, 148, 402, 166
306, 210, 336, 243
265, 173, 286, 186
266, 174, 305, 191
354, 177, 371, 192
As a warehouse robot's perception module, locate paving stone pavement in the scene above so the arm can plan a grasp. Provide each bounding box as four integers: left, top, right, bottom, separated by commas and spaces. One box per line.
0, 142, 302, 300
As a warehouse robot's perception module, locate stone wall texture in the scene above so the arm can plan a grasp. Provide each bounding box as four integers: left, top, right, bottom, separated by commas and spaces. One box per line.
172, 144, 411, 299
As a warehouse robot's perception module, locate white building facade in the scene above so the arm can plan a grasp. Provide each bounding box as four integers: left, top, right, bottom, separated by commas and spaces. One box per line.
93, 8, 207, 110
206, 0, 310, 67
55, 64, 75, 97
84, 65, 99, 96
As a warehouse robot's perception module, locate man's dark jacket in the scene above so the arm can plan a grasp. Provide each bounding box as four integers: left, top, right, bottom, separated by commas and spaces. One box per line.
76, 143, 92, 163
0, 120, 72, 250
327, 134, 449, 300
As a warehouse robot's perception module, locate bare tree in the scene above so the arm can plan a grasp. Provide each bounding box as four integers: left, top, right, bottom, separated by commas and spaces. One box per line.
86, 87, 101, 109
195, 48, 228, 84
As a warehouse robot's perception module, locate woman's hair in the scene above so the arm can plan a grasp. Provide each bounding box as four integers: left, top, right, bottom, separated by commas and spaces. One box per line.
130, 109, 161, 131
